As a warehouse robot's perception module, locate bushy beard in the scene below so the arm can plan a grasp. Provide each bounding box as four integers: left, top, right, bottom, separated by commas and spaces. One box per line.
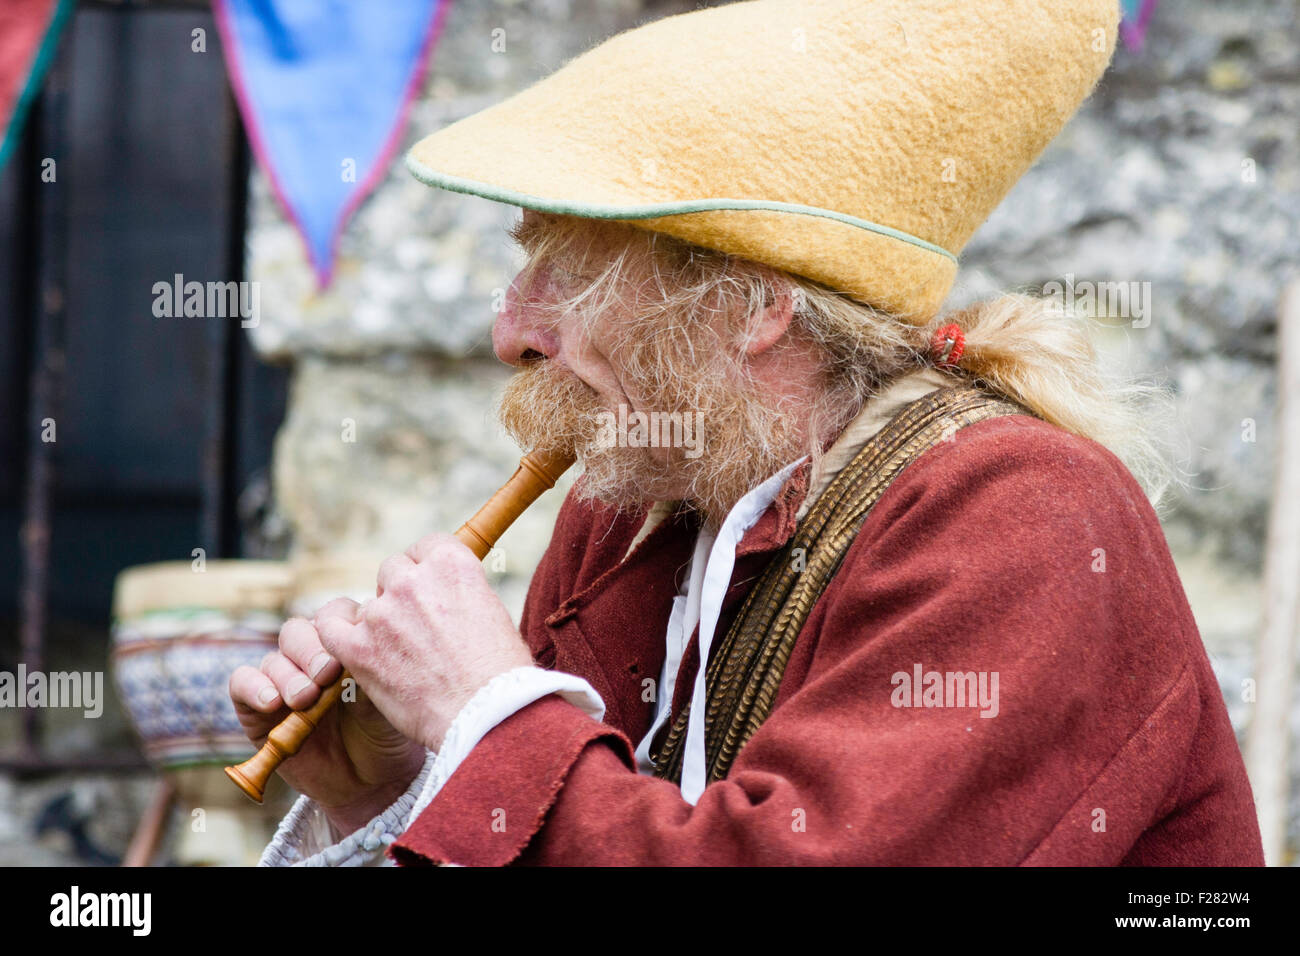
497, 351, 808, 532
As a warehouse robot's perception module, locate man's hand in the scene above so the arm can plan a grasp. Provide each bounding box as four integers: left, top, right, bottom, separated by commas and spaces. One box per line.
229, 617, 427, 834
228, 532, 532, 834
314, 532, 534, 754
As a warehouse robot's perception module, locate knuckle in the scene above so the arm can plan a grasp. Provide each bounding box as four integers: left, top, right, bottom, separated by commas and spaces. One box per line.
360, 603, 394, 642
407, 531, 454, 563
442, 543, 485, 581
411, 531, 441, 554
280, 618, 322, 662
316, 597, 356, 620
315, 620, 353, 659
446, 539, 478, 566
314, 624, 339, 654
389, 565, 420, 594
280, 616, 314, 640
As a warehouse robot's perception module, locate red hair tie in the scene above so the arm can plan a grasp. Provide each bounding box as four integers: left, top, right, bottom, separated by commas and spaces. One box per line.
929, 323, 965, 369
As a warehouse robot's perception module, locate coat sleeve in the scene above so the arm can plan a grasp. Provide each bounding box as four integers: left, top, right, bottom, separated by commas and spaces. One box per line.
390, 417, 1262, 866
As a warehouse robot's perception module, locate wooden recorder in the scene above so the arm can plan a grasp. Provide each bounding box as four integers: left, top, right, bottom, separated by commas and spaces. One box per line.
224, 448, 576, 803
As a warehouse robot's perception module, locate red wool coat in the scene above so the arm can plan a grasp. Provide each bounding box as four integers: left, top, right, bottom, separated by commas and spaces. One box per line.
391, 414, 1265, 866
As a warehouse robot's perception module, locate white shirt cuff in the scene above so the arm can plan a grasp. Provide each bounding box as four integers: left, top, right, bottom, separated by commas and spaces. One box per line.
257, 750, 435, 867
406, 665, 605, 824
258, 666, 605, 867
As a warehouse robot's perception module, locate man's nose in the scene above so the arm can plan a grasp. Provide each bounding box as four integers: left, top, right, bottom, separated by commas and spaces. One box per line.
492, 269, 560, 366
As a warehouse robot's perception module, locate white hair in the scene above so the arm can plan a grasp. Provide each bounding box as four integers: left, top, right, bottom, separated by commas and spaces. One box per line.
510, 212, 1177, 506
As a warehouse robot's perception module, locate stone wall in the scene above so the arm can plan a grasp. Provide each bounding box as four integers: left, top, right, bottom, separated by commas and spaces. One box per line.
950, 0, 1299, 570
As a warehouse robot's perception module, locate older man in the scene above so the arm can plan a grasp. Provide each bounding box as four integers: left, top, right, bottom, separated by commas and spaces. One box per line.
233, 0, 1263, 865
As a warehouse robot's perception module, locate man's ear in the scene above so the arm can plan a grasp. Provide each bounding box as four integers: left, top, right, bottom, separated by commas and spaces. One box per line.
743, 275, 797, 356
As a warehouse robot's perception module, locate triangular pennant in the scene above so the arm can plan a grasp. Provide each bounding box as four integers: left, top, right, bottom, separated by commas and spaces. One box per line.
0, 0, 77, 171
214, 0, 452, 286
1120, 0, 1159, 51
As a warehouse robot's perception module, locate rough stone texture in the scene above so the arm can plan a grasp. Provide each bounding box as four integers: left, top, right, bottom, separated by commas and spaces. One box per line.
950, 0, 1299, 567
233, 0, 1299, 861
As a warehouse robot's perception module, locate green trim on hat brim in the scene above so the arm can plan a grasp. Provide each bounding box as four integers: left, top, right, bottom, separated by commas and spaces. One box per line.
405, 153, 958, 263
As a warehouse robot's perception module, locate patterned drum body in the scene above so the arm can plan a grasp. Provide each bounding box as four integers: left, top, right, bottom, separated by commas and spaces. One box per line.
110, 562, 290, 771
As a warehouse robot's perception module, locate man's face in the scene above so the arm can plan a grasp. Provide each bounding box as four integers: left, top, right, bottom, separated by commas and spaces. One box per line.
492, 210, 811, 527
492, 212, 664, 451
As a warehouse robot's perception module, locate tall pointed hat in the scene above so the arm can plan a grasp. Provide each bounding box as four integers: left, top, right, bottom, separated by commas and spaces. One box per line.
407, 0, 1119, 322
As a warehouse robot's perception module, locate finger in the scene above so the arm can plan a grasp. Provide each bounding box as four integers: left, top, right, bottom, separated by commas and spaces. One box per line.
261, 650, 320, 710
376, 553, 415, 596
314, 601, 363, 661
278, 617, 340, 685
315, 596, 363, 626
405, 531, 461, 564
230, 664, 283, 715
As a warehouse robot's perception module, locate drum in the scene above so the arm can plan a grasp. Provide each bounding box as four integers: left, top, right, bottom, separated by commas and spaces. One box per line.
110, 561, 292, 770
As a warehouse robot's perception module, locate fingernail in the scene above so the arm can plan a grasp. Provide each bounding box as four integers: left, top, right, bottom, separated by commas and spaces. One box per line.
288, 676, 312, 698
257, 686, 279, 706
308, 652, 333, 680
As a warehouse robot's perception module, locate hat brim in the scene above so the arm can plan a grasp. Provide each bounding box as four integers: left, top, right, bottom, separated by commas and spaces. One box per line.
405, 154, 958, 266
407, 137, 958, 321
402, 0, 1116, 320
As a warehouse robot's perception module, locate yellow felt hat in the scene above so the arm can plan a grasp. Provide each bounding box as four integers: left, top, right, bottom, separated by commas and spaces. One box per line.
407, 0, 1119, 323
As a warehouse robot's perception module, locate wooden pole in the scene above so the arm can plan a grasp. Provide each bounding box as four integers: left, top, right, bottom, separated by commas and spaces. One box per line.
1245, 278, 1300, 866
122, 778, 177, 868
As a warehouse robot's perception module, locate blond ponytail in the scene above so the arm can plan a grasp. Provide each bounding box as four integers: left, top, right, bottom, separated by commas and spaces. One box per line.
790, 275, 1176, 507
919, 293, 1176, 505
510, 212, 1176, 507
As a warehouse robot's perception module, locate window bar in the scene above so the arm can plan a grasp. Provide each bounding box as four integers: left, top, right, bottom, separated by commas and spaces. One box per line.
16, 50, 70, 761
5, 14, 148, 775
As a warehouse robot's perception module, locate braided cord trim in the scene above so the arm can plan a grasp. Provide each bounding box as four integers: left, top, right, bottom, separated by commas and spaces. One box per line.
653, 385, 1026, 786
